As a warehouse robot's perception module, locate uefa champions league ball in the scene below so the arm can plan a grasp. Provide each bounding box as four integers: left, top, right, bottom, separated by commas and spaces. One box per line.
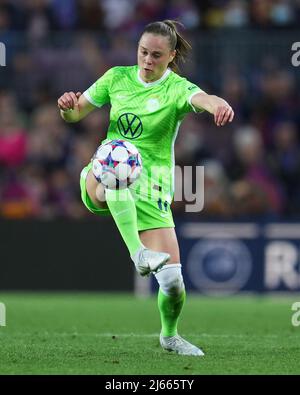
92, 139, 142, 189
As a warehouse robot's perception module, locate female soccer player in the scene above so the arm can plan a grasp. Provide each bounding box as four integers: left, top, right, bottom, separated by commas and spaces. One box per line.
57, 20, 234, 356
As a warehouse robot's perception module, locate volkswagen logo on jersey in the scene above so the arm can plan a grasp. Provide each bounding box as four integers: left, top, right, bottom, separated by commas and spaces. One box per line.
117, 113, 143, 139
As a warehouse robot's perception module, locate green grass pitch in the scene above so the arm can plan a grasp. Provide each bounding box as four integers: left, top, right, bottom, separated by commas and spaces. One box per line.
0, 293, 300, 375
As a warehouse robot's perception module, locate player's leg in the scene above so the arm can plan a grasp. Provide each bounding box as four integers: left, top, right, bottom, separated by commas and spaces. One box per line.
85, 168, 169, 274
140, 228, 204, 356
140, 228, 184, 337
85, 166, 107, 209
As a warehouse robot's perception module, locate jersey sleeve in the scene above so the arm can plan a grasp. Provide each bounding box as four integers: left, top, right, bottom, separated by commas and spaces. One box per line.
176, 78, 205, 117
83, 68, 115, 108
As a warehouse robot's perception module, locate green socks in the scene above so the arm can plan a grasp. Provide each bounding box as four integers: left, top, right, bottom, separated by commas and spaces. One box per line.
105, 188, 185, 337
105, 188, 143, 257
158, 288, 186, 337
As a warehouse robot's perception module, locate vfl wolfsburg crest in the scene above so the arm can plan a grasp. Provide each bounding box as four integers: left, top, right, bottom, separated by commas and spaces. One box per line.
117, 113, 143, 139
146, 98, 160, 112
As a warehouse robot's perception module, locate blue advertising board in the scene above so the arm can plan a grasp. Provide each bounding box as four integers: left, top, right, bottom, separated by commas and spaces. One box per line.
150, 221, 300, 295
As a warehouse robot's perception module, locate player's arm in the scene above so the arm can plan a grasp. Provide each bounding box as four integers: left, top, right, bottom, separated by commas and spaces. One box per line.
57, 91, 96, 123
191, 92, 234, 126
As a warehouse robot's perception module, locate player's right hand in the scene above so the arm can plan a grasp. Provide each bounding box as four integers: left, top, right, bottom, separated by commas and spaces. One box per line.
57, 91, 82, 111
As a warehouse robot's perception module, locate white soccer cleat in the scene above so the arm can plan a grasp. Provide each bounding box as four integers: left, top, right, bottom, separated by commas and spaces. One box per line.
160, 334, 205, 356
131, 247, 170, 277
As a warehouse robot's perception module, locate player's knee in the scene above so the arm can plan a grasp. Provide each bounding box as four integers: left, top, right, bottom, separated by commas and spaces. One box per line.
154, 263, 185, 296
95, 183, 106, 202
86, 170, 107, 208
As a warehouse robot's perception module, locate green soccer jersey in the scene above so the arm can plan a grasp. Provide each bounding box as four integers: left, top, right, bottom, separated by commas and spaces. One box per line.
83, 65, 203, 202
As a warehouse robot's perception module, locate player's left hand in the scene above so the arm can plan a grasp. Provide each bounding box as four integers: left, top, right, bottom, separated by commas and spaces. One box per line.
214, 103, 234, 126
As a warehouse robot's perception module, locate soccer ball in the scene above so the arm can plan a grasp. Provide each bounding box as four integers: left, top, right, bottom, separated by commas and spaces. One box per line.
92, 139, 142, 189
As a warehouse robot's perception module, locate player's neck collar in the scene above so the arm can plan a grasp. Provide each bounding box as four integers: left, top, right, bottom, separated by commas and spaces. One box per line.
137, 67, 171, 87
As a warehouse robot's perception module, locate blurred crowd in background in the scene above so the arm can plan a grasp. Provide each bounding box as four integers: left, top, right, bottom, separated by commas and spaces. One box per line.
1, 0, 300, 31
0, 0, 300, 220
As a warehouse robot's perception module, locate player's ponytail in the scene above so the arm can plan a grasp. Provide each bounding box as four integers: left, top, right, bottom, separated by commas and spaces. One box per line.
141, 20, 192, 74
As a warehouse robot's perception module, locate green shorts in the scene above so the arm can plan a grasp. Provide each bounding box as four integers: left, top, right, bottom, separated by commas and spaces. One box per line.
80, 162, 175, 232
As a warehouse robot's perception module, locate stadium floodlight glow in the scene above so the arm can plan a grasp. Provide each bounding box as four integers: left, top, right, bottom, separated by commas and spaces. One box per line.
0, 303, 6, 327
0, 42, 6, 67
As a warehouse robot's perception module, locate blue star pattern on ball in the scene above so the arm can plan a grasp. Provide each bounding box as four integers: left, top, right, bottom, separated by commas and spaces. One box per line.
92, 139, 142, 189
